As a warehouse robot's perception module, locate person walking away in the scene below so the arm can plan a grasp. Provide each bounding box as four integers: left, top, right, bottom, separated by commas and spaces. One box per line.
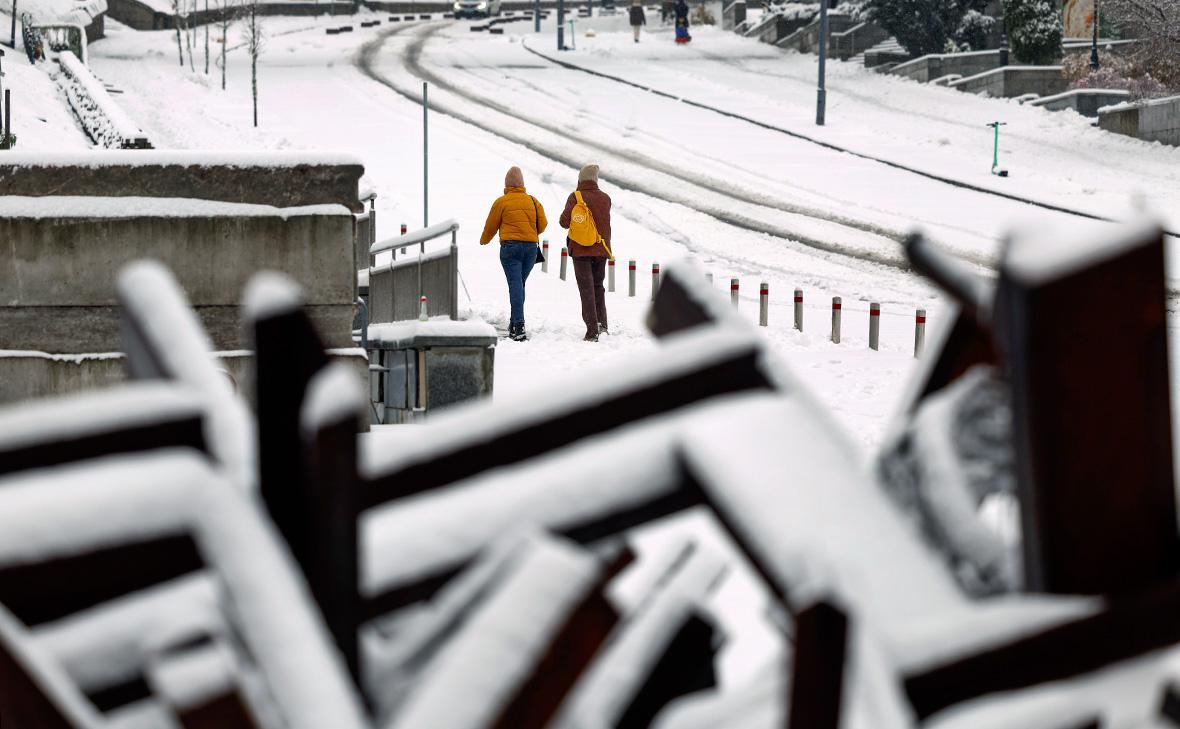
481, 166, 547, 341
560, 165, 613, 342
674, 0, 691, 43
629, 0, 647, 42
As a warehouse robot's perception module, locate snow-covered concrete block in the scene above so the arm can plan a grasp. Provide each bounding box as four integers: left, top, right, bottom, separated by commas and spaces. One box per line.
0, 196, 356, 353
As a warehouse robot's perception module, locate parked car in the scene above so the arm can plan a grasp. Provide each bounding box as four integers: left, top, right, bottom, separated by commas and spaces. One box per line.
453, 0, 502, 17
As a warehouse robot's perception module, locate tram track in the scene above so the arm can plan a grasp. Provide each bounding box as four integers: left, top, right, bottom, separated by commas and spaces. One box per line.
356, 22, 958, 274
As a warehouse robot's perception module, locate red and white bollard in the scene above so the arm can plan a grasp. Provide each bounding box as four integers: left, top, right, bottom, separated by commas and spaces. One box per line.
794, 288, 803, 331
914, 308, 926, 358
542, 239, 549, 273
608, 258, 616, 292
730, 278, 740, 309
400, 222, 408, 235
419, 295, 428, 321
869, 302, 880, 351
831, 296, 842, 343
628, 260, 637, 297
560, 247, 569, 280
759, 282, 769, 327
651, 262, 661, 301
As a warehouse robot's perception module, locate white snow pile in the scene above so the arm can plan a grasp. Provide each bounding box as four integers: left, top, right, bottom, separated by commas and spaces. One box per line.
54, 51, 148, 149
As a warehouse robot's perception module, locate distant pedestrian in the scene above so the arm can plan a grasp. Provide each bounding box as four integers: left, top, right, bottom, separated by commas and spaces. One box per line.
629, 0, 647, 42
559, 165, 613, 342
481, 166, 548, 342
674, 0, 691, 43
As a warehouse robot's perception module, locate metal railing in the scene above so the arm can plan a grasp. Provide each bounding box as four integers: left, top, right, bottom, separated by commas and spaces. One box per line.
368, 219, 459, 322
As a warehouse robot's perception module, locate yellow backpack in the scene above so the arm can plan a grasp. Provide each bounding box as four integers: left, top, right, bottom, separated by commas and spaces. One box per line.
568, 191, 613, 259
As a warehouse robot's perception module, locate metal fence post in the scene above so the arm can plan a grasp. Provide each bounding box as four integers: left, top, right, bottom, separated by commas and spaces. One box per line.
794, 288, 803, 331
869, 302, 880, 351
651, 262, 660, 301
831, 296, 841, 343
542, 239, 549, 273
730, 278, 739, 309
560, 246, 569, 280
628, 260, 636, 297
914, 308, 926, 358
759, 282, 768, 327
608, 258, 615, 292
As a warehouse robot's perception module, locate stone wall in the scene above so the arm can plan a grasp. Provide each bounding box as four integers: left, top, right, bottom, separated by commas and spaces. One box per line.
107, 0, 358, 30
1031, 89, 1131, 117
0, 152, 365, 212
949, 66, 1066, 98
1099, 96, 1180, 147
0, 200, 357, 352
890, 50, 1004, 83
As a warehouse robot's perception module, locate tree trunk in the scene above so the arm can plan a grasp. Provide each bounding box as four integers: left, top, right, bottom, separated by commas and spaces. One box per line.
252, 51, 258, 127
220, 17, 227, 89
204, 0, 209, 74
174, 13, 184, 66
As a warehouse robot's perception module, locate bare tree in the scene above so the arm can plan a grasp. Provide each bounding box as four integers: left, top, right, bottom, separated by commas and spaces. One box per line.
204, 0, 210, 74
242, 0, 264, 127
170, 0, 184, 66
1104, 0, 1180, 86
219, 0, 233, 90
184, 0, 195, 72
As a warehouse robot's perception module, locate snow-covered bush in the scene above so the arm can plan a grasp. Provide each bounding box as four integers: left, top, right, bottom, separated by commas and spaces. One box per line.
949, 9, 996, 52
1003, 0, 1063, 64
1061, 52, 1173, 99
863, 0, 992, 56
1103, 0, 1180, 88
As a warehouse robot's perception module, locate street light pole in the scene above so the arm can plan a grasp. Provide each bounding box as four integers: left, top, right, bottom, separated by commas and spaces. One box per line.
815, 0, 828, 125
1089, 0, 1099, 70
557, 0, 565, 49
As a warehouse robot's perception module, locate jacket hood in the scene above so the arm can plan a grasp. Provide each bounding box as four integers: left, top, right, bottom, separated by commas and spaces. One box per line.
578, 164, 600, 183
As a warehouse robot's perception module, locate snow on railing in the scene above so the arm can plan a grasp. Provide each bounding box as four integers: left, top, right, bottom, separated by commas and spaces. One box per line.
55, 51, 152, 150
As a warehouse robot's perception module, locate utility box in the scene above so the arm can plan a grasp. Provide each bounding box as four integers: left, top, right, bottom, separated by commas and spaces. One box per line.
367, 319, 497, 424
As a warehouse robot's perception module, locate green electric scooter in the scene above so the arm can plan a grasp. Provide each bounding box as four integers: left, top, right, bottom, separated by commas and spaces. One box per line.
987, 121, 1009, 177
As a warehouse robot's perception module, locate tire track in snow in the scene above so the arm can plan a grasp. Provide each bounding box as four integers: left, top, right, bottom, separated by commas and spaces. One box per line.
356, 23, 943, 272
521, 41, 1180, 241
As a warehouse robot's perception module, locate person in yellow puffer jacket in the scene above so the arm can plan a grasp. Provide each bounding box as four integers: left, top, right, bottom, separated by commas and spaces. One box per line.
481, 166, 548, 341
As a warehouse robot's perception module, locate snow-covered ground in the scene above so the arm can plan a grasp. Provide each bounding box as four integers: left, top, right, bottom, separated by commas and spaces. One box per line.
3, 53, 92, 150
78, 10, 1173, 452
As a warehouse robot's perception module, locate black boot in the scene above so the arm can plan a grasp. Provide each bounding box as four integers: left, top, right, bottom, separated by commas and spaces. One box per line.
511, 322, 528, 342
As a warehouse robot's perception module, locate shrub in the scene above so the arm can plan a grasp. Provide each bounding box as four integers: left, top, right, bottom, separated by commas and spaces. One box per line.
863, 0, 993, 56
1003, 0, 1063, 64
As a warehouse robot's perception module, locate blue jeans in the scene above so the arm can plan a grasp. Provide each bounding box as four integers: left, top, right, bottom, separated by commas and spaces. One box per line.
499, 241, 538, 325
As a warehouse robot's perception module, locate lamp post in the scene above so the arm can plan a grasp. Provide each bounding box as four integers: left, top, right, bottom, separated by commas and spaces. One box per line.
815, 0, 828, 125
1089, 0, 1099, 70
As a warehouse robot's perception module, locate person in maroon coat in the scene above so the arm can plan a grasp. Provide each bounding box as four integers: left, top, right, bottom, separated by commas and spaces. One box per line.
559, 164, 613, 342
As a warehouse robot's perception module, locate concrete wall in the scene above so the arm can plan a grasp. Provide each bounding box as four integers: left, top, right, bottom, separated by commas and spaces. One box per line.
0, 349, 369, 407
1032, 89, 1131, 117
107, 0, 357, 30
950, 66, 1066, 98
721, 0, 745, 30
0, 154, 365, 212
0, 203, 357, 352
1099, 96, 1180, 147
890, 50, 1003, 83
